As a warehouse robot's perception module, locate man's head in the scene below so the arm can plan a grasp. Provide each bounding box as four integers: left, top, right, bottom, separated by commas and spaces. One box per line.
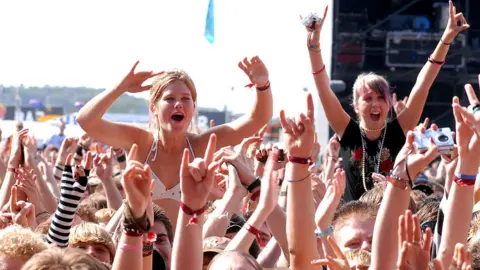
0, 225, 47, 270
153, 204, 174, 269
332, 201, 379, 252
69, 222, 116, 264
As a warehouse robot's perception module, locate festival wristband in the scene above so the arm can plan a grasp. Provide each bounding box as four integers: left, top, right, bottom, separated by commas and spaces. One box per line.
246, 178, 261, 193
455, 173, 477, 180
288, 155, 313, 165
243, 223, 265, 247
315, 226, 334, 238
453, 176, 476, 187
180, 202, 206, 225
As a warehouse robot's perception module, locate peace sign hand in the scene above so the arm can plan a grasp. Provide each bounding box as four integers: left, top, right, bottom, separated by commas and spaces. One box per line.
238, 56, 269, 88
180, 134, 220, 210
122, 144, 153, 218
280, 93, 315, 158
443, 1, 470, 42
117, 61, 164, 93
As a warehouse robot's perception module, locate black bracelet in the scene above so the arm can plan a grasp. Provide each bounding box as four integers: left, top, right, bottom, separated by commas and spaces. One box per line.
55, 165, 64, 171
246, 178, 261, 193
117, 155, 126, 163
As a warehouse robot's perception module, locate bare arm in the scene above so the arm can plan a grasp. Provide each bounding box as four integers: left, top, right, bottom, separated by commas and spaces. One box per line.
76, 62, 156, 150
397, 2, 469, 132
308, 7, 350, 137
202, 56, 272, 149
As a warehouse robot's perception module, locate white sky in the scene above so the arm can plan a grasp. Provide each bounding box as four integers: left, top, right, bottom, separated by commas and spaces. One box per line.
0, 0, 331, 116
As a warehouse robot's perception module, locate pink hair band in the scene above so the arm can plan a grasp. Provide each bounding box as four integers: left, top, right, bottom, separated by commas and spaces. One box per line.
118, 244, 142, 251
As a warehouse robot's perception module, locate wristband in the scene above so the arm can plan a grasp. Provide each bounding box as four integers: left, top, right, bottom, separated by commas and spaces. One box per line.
246, 178, 261, 193
243, 223, 265, 247
256, 81, 271, 91
7, 168, 19, 174
386, 174, 412, 190
119, 244, 142, 251
453, 176, 476, 187
124, 230, 143, 237
180, 202, 206, 225
440, 39, 451, 46
428, 55, 445, 65
143, 242, 154, 257
473, 104, 480, 114
455, 173, 477, 180
288, 155, 313, 165
312, 65, 326, 75
315, 226, 334, 238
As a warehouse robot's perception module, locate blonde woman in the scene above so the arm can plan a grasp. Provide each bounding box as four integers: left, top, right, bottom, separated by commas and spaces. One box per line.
306, 2, 469, 201
76, 57, 273, 226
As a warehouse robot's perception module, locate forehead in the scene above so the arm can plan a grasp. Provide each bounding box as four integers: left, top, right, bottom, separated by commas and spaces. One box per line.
154, 221, 168, 235
357, 85, 381, 97
161, 80, 192, 96
337, 219, 375, 244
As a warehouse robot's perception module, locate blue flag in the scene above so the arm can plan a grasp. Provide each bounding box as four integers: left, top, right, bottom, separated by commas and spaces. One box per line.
204, 0, 215, 43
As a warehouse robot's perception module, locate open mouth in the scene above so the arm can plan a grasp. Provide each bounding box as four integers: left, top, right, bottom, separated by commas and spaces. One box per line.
371, 112, 380, 122
171, 113, 185, 122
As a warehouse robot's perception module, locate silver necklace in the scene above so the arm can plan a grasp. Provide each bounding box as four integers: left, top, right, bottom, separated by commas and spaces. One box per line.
360, 123, 387, 192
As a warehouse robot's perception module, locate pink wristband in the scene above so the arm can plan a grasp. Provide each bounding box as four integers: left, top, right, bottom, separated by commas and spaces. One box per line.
119, 244, 142, 251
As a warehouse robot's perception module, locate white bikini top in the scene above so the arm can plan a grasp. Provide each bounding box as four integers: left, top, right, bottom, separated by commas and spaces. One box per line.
145, 135, 196, 201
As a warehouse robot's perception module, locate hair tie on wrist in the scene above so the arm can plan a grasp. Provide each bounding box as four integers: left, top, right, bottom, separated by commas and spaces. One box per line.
312, 65, 326, 75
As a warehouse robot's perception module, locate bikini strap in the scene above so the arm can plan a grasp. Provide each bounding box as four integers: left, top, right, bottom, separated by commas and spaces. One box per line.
186, 136, 196, 159
145, 134, 158, 163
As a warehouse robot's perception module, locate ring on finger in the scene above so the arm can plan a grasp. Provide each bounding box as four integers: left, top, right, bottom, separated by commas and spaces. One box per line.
472, 104, 480, 114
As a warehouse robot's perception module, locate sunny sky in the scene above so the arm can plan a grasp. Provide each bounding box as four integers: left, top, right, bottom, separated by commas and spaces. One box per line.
0, 0, 334, 146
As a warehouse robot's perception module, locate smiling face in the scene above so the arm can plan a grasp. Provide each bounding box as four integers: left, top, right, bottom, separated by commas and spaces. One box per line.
353, 73, 391, 130
149, 71, 197, 134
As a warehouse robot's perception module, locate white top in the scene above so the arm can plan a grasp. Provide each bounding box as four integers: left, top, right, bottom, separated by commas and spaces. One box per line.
145, 135, 196, 201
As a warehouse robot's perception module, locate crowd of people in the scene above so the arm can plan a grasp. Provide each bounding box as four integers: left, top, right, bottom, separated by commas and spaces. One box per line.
0, 2, 479, 269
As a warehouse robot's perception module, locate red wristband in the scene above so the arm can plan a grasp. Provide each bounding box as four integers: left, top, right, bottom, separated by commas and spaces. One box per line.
312, 65, 326, 75
428, 55, 445, 65
453, 176, 476, 187
244, 224, 265, 247
7, 168, 19, 174
288, 155, 313, 165
180, 202, 206, 225
245, 81, 271, 92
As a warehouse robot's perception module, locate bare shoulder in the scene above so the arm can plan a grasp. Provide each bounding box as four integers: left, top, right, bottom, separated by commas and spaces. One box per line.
187, 133, 209, 157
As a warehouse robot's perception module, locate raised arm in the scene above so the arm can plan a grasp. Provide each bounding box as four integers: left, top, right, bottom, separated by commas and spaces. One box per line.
397, 1, 469, 132
307, 6, 350, 137
76, 61, 159, 150
203, 56, 273, 148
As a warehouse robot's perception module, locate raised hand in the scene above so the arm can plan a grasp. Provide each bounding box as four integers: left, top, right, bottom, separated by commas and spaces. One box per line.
180, 134, 219, 210
443, 1, 470, 42
304, 6, 329, 46
391, 131, 438, 183
14, 168, 43, 213
117, 61, 164, 93
8, 129, 29, 166
122, 144, 152, 218
326, 134, 340, 160
238, 56, 269, 88
393, 93, 408, 116
280, 93, 315, 159
449, 243, 473, 270
397, 210, 432, 270
22, 133, 38, 168
94, 147, 113, 182
58, 137, 79, 165
311, 236, 350, 270
9, 186, 36, 229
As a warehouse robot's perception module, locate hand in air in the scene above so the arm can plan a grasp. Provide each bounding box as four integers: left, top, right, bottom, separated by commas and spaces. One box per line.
238, 56, 269, 88
280, 93, 315, 158
180, 134, 220, 210
121, 144, 153, 218
443, 0, 470, 41
118, 61, 164, 93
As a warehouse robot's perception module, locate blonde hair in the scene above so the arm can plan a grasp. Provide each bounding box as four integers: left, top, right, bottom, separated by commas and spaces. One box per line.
95, 208, 116, 225
69, 222, 116, 262
0, 225, 47, 260
22, 247, 111, 270
352, 72, 392, 109
149, 69, 199, 134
